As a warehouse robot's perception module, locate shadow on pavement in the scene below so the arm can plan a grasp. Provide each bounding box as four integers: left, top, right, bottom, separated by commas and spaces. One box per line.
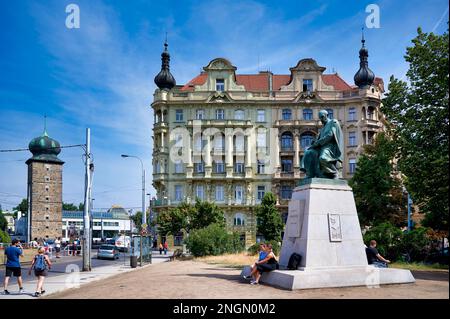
411, 270, 449, 282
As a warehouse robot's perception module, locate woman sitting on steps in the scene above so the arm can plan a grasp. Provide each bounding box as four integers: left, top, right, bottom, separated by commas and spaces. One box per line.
248, 243, 278, 285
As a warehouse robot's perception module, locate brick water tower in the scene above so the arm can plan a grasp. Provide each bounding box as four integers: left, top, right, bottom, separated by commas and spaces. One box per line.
26, 127, 64, 241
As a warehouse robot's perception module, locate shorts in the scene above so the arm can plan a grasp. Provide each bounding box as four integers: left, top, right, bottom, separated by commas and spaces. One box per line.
5, 267, 22, 277
34, 269, 48, 277
55, 247, 61, 253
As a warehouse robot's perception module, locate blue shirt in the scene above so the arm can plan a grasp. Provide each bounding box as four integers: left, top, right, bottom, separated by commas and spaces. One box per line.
5, 246, 22, 268
258, 251, 268, 261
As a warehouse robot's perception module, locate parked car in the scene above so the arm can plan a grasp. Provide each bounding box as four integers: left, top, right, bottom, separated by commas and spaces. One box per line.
97, 245, 120, 260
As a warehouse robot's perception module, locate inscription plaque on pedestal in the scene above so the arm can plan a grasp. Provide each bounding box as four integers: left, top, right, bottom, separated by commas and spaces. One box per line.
328, 213, 342, 242
287, 200, 305, 238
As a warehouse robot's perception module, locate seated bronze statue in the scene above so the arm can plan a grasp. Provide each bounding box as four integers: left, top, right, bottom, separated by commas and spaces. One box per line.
300, 109, 344, 179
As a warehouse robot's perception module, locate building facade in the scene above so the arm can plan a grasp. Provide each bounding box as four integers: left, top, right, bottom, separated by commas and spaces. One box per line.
151, 38, 384, 247
26, 128, 64, 241
62, 206, 132, 242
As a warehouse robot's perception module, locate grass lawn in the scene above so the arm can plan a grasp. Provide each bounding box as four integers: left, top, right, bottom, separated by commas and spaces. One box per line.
195, 252, 258, 269
390, 261, 449, 271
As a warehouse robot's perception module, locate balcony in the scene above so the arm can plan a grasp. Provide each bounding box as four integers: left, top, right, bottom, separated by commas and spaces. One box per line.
152, 173, 168, 182
153, 121, 169, 131
361, 119, 381, 130
153, 147, 169, 154
186, 119, 252, 128
151, 199, 169, 207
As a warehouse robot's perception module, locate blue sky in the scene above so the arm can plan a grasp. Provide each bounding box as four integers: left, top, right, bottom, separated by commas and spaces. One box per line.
0, 0, 448, 211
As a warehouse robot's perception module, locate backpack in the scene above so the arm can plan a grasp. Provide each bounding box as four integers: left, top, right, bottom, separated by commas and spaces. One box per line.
34, 255, 47, 271
287, 253, 302, 270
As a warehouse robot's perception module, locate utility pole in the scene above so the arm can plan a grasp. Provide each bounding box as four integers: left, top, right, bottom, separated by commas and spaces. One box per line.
82, 128, 92, 271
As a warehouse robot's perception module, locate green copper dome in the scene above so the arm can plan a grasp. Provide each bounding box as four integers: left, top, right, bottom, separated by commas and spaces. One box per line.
26, 128, 64, 164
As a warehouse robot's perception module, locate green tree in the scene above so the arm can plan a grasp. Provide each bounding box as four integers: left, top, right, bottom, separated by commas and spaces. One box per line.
190, 199, 226, 230
78, 203, 85, 211
130, 211, 143, 230
156, 203, 192, 236
363, 222, 403, 261
256, 192, 284, 242
349, 133, 406, 226
13, 198, 28, 218
0, 211, 7, 231
381, 27, 449, 231
0, 229, 11, 243
63, 203, 78, 211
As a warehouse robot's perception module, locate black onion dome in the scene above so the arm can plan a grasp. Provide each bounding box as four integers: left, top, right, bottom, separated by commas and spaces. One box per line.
354, 36, 375, 88
26, 128, 64, 164
154, 41, 176, 90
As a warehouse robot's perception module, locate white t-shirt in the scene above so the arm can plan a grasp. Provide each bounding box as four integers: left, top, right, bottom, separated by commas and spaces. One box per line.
55, 239, 61, 248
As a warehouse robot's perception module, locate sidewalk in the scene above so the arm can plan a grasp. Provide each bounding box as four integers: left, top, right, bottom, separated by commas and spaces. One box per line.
1, 253, 171, 299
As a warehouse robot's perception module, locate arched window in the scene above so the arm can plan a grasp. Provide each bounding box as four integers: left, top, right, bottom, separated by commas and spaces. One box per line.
301, 132, 315, 149
282, 108, 292, 120
326, 109, 334, 119
281, 132, 293, 151
367, 106, 375, 120
235, 109, 245, 120
303, 109, 313, 120
234, 213, 246, 226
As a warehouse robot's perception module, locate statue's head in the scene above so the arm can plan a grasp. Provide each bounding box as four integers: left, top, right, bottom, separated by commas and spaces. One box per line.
318, 110, 329, 124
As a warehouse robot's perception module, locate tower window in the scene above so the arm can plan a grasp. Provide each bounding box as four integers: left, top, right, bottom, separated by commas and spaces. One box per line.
303, 79, 313, 92
216, 79, 225, 91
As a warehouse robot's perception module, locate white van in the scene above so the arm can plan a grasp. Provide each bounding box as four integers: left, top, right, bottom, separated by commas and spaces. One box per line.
114, 235, 131, 252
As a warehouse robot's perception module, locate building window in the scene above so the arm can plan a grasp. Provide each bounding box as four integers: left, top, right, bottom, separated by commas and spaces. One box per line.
195, 162, 205, 173
303, 79, 313, 92
348, 132, 357, 146
215, 185, 224, 201
235, 109, 244, 120
214, 134, 225, 151
281, 158, 293, 173
174, 161, 184, 173
326, 109, 334, 119
216, 78, 225, 91
196, 109, 205, 120
234, 161, 244, 174
235, 186, 243, 204
233, 213, 245, 226
281, 132, 293, 151
282, 108, 292, 120
216, 109, 225, 120
196, 185, 204, 200
194, 134, 202, 152
281, 185, 293, 200
257, 109, 265, 122
175, 185, 183, 201
367, 106, 375, 120
175, 109, 183, 121
349, 158, 357, 174
303, 109, 313, 120
349, 107, 356, 121
257, 185, 265, 203
214, 161, 225, 173
257, 160, 265, 174
234, 135, 244, 152
301, 133, 315, 149
257, 130, 266, 150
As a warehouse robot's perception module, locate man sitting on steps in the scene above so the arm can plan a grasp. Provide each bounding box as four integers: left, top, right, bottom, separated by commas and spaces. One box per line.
366, 240, 391, 268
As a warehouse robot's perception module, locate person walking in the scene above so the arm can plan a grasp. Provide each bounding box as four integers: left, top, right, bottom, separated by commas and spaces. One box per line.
3, 239, 25, 295
159, 243, 163, 255
28, 247, 52, 297
54, 237, 61, 258
163, 241, 168, 255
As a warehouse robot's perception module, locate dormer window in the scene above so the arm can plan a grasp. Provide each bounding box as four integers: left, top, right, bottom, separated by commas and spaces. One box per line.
216, 79, 225, 91
303, 79, 313, 92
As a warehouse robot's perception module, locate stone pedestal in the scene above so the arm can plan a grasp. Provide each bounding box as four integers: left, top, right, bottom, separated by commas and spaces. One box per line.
249, 178, 414, 290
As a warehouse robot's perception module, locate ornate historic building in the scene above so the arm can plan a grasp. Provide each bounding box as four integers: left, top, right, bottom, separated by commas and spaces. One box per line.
151, 37, 384, 247
26, 128, 64, 241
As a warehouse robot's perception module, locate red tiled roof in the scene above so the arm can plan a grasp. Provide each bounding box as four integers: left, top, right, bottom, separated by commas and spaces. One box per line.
374, 77, 384, 91
180, 72, 353, 91
322, 74, 353, 91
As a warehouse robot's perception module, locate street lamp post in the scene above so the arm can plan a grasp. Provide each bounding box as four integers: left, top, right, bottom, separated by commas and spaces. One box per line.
121, 154, 146, 266
121, 155, 146, 228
